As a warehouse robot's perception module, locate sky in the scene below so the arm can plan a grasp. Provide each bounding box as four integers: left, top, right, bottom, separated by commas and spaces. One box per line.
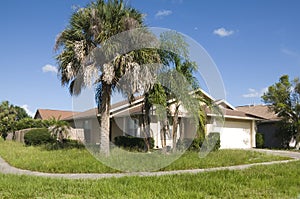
1, 0, 300, 117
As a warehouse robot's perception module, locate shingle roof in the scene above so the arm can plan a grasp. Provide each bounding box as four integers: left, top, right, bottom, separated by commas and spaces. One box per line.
112, 103, 144, 117
34, 109, 78, 120
205, 107, 262, 120
64, 97, 144, 120
65, 108, 98, 120
236, 105, 280, 120
53, 92, 262, 122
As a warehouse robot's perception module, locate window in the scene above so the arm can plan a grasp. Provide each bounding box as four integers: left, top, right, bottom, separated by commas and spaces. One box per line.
83, 120, 90, 130
125, 117, 139, 137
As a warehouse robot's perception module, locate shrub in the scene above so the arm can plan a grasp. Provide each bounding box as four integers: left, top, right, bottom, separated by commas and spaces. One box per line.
202, 132, 221, 151
114, 136, 154, 151
176, 137, 204, 151
177, 132, 220, 151
1, 132, 8, 140
44, 139, 85, 150
256, 132, 264, 148
24, 128, 55, 146
15, 118, 47, 130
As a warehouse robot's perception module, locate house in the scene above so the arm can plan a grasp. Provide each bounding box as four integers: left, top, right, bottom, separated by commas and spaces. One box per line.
63, 90, 260, 149
236, 105, 282, 148
198, 90, 261, 149
32, 109, 84, 142
34, 109, 78, 120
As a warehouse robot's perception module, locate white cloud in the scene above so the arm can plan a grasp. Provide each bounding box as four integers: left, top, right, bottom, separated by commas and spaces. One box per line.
155, 10, 172, 18
21, 104, 35, 117
42, 64, 58, 74
213, 27, 234, 37
242, 87, 268, 98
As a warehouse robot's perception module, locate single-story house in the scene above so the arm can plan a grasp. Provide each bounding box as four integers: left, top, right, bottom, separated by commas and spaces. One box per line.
34, 109, 78, 120
32, 109, 84, 141
62, 90, 260, 149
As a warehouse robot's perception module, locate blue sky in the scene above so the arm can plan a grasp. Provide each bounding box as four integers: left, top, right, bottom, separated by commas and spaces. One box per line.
1, 0, 300, 116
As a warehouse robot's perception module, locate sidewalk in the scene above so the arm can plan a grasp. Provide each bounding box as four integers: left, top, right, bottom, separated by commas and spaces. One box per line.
0, 149, 299, 179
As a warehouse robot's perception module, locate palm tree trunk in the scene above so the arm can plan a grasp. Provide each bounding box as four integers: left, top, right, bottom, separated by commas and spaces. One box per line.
179, 118, 184, 141
172, 105, 180, 152
161, 118, 168, 148
143, 94, 151, 152
99, 82, 111, 156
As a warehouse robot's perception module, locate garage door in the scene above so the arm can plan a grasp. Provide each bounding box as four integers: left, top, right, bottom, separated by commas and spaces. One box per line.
220, 121, 251, 149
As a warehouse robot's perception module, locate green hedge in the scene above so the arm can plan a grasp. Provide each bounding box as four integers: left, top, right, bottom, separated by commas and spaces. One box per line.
114, 136, 154, 151
44, 139, 85, 150
24, 128, 54, 146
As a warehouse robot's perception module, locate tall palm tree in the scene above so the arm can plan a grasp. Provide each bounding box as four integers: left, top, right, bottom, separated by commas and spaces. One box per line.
55, 0, 160, 155
161, 61, 201, 151
157, 31, 206, 151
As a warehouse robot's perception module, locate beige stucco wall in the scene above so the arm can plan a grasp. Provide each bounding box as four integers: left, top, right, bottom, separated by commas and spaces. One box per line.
111, 117, 125, 142
67, 115, 256, 149
181, 118, 197, 139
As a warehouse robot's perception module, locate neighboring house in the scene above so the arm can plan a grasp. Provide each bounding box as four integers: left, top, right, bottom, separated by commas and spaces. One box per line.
63, 90, 260, 149
34, 109, 78, 120
32, 109, 84, 142
236, 105, 282, 148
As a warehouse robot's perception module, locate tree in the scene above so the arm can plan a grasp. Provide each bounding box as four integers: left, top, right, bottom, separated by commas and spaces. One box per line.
0, 101, 31, 140
141, 31, 208, 152
262, 75, 300, 149
0, 101, 17, 139
160, 31, 205, 151
146, 83, 167, 150
55, 0, 160, 155
15, 118, 46, 130
48, 117, 71, 143
14, 106, 31, 120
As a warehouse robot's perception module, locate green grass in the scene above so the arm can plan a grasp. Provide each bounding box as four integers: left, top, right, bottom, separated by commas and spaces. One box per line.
162, 149, 288, 171
0, 161, 299, 198
0, 140, 290, 173
0, 140, 117, 173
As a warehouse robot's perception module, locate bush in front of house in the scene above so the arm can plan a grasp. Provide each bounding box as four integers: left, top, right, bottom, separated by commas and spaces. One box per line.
256, 132, 264, 148
205, 132, 221, 151
176, 137, 204, 151
177, 132, 220, 151
24, 128, 55, 146
114, 136, 154, 151
44, 139, 85, 150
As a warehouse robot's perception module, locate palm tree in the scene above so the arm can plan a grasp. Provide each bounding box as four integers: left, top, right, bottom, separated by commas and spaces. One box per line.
157, 31, 206, 151
146, 83, 167, 150
161, 62, 201, 151
144, 64, 207, 152
48, 117, 70, 143
55, 0, 160, 155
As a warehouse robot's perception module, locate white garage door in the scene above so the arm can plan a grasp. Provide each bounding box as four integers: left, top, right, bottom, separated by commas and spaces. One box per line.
220, 121, 251, 149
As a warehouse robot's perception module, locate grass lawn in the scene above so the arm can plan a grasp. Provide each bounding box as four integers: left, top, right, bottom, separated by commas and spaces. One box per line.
0, 161, 299, 198
0, 140, 290, 173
